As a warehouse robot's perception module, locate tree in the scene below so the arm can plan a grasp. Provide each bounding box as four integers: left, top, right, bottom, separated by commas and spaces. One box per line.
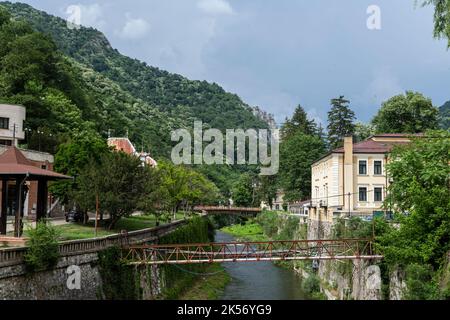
257, 175, 278, 209
50, 132, 110, 207
0, 6, 10, 27
327, 96, 356, 150
422, 0, 450, 47
279, 132, 326, 202
354, 122, 375, 142
281, 105, 317, 139
379, 130, 450, 268
74, 151, 149, 229
372, 91, 439, 134
232, 173, 258, 207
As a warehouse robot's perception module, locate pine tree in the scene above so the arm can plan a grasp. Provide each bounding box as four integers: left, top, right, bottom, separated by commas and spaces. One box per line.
327, 96, 356, 150
282, 104, 317, 139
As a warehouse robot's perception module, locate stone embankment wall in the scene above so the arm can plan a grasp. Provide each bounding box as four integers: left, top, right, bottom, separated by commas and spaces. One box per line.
300, 219, 384, 300
0, 220, 187, 300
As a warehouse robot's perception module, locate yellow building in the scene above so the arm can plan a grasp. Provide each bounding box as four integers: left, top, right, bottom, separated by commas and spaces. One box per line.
309, 134, 418, 223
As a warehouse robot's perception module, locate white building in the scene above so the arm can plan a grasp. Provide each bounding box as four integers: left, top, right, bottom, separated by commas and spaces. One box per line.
0, 104, 26, 147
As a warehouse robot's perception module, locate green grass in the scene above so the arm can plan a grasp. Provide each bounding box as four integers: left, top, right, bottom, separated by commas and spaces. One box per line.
114, 215, 158, 232
177, 264, 231, 300
50, 213, 189, 241
221, 221, 269, 242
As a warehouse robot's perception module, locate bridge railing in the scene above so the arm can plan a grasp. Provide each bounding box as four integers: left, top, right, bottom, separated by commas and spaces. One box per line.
124, 238, 382, 265
0, 219, 187, 267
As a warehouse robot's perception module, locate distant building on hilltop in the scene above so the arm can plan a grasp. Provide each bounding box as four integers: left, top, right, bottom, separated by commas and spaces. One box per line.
107, 137, 157, 167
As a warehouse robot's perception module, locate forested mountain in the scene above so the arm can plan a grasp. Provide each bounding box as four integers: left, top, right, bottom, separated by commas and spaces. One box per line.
1, 1, 267, 132
0, 2, 271, 196
439, 101, 450, 130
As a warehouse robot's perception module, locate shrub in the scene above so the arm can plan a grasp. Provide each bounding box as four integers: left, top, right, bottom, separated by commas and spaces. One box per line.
24, 221, 61, 272
403, 263, 439, 300
97, 246, 139, 300
301, 274, 321, 295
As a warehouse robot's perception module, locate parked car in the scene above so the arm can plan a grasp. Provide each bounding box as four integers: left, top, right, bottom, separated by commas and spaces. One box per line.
65, 209, 86, 223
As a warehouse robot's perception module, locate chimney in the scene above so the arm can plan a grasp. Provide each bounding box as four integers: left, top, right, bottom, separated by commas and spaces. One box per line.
344, 136, 353, 165
343, 136, 354, 212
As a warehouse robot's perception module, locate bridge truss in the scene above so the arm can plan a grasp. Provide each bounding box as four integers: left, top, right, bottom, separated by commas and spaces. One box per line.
123, 239, 383, 265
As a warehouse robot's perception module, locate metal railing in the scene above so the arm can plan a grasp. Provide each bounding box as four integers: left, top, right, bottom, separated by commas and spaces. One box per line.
0, 219, 187, 267
124, 238, 383, 265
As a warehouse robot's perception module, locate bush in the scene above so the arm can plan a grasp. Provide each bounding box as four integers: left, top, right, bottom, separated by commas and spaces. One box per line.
301, 274, 321, 295
403, 263, 439, 300
24, 221, 61, 272
98, 246, 139, 300
256, 211, 278, 237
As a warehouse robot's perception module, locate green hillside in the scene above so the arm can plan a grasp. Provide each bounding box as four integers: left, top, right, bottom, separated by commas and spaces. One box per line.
0, 1, 267, 132
0, 2, 270, 196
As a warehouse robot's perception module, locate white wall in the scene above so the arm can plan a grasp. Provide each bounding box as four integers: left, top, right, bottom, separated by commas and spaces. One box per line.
0, 104, 26, 145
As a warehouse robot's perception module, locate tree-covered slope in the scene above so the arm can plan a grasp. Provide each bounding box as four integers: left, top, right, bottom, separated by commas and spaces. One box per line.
1, 1, 267, 131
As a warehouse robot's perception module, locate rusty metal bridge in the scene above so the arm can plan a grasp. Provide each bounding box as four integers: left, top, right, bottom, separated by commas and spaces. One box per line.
193, 206, 261, 216
123, 238, 383, 265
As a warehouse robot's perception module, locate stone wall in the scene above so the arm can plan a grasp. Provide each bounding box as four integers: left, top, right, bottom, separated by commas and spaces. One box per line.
303, 218, 383, 300
0, 253, 102, 300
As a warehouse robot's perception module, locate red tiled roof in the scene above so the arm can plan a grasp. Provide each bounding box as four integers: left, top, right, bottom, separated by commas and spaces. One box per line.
0, 147, 71, 180
107, 138, 136, 155
333, 139, 394, 154
371, 133, 424, 138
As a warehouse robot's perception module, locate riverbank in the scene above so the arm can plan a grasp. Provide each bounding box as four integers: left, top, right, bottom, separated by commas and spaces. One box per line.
177, 264, 231, 300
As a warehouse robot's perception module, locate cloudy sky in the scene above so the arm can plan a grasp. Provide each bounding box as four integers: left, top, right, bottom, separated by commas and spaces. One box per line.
12, 0, 450, 125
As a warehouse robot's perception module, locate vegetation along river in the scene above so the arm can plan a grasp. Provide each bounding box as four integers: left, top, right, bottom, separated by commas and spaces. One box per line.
216, 231, 307, 300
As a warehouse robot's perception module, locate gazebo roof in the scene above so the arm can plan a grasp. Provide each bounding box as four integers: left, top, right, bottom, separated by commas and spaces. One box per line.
0, 147, 71, 180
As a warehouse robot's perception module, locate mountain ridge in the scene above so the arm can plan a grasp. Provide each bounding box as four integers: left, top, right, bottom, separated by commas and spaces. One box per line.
1, 1, 270, 132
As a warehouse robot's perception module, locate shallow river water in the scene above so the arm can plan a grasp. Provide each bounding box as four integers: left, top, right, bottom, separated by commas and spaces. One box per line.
216, 231, 307, 300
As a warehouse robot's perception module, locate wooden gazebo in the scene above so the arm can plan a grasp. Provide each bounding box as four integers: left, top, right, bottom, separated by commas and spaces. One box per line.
0, 147, 71, 237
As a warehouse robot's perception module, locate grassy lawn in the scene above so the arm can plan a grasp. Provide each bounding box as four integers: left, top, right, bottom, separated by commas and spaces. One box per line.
221, 221, 268, 242
51, 223, 115, 241
49, 213, 189, 241
177, 264, 231, 300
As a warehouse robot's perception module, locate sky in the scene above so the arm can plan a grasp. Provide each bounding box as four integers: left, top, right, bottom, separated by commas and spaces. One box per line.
11, 0, 450, 126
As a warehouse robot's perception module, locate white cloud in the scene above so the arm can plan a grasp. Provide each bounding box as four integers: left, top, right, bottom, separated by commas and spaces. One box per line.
67, 4, 106, 30
117, 15, 150, 40
197, 0, 233, 15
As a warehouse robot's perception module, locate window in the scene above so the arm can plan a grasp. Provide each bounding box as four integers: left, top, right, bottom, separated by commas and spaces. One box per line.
359, 187, 367, 202
374, 187, 383, 202
374, 160, 382, 175
0, 139, 12, 146
359, 160, 367, 175
0, 117, 9, 130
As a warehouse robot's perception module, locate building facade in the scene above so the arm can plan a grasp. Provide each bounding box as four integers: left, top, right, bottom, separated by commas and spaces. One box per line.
0, 104, 26, 147
309, 134, 417, 223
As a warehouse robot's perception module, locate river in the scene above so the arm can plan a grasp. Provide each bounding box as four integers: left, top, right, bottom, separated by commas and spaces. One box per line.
215, 231, 308, 300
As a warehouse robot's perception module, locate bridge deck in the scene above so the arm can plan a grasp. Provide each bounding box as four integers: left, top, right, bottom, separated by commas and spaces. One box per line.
124, 239, 383, 265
